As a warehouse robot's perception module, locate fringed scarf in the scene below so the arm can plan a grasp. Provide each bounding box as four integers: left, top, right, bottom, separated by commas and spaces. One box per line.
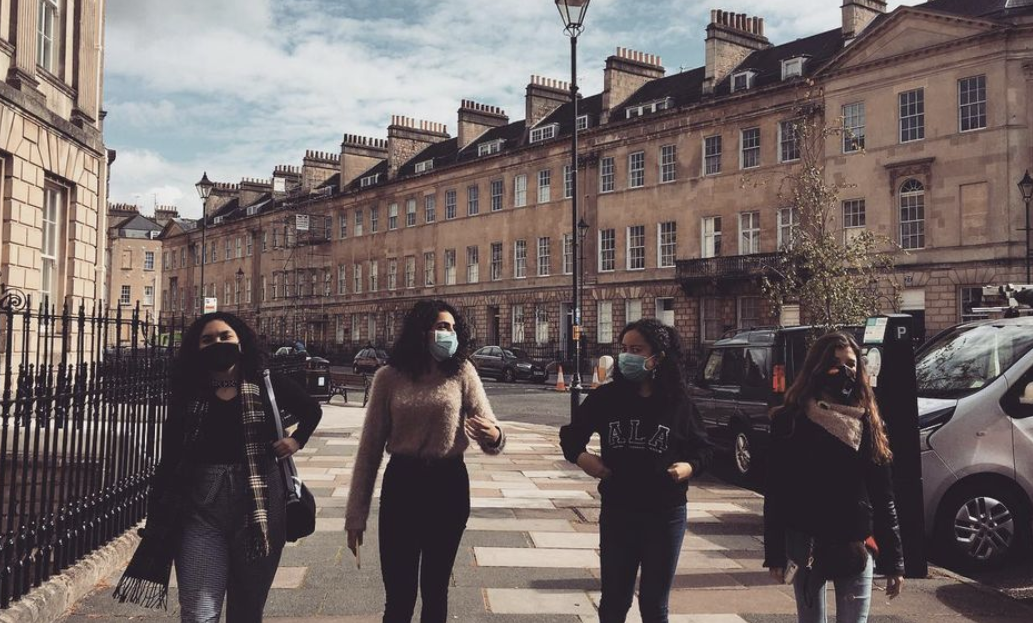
114, 380, 273, 609
803, 399, 866, 451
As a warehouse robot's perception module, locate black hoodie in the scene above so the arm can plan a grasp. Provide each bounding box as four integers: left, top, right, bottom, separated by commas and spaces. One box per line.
559, 381, 713, 510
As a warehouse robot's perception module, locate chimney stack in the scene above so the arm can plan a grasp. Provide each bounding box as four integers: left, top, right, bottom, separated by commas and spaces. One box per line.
387, 116, 450, 180
525, 75, 571, 130
340, 134, 388, 189
703, 9, 770, 95
842, 0, 887, 43
601, 47, 665, 124
302, 150, 340, 191
272, 165, 302, 197
239, 177, 273, 208
457, 100, 509, 150
209, 182, 240, 214
153, 206, 180, 227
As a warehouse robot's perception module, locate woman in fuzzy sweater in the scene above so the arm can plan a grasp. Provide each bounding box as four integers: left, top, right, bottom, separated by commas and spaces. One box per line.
763, 332, 905, 623
345, 299, 504, 623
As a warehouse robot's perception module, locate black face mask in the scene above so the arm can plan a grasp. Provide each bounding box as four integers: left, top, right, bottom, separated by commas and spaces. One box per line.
823, 365, 857, 404
201, 342, 241, 372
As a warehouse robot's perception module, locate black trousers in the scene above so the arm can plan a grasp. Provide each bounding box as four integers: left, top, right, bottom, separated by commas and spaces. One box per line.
378, 454, 470, 623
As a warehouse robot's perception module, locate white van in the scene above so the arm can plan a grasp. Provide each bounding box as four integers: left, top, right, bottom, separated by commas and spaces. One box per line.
916, 316, 1033, 570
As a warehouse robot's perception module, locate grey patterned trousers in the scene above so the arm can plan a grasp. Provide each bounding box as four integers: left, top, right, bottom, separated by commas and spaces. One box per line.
175, 463, 286, 623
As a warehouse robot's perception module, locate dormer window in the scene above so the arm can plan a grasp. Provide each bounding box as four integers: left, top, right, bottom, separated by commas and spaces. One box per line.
625, 97, 674, 120
415, 159, 435, 173
213, 216, 225, 225
529, 123, 559, 143
781, 57, 807, 80
576, 115, 590, 131
477, 139, 504, 157
360, 173, 381, 188
247, 205, 260, 216
731, 71, 756, 92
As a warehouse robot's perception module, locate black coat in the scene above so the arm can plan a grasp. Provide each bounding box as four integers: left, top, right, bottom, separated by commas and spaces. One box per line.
762, 406, 905, 576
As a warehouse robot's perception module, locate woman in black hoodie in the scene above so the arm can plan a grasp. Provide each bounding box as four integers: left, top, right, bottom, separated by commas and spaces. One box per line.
560, 318, 712, 623
763, 331, 904, 623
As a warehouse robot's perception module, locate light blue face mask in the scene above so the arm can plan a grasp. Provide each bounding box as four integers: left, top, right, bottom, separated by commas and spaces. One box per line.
618, 352, 656, 382
429, 330, 458, 362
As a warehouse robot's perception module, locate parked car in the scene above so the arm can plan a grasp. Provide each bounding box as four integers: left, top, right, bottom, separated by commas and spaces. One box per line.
916, 316, 1033, 571
470, 346, 546, 383
689, 326, 863, 482
352, 347, 389, 374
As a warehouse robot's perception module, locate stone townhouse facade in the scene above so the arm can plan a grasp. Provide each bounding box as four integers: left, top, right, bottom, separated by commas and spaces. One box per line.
159, 0, 1033, 363
0, 0, 108, 315
105, 203, 178, 323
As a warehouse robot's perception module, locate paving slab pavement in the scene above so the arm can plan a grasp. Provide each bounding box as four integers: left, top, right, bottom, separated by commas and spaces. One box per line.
57, 402, 1033, 622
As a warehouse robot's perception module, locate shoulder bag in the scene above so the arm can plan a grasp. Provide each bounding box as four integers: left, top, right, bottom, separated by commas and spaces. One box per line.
263, 369, 317, 541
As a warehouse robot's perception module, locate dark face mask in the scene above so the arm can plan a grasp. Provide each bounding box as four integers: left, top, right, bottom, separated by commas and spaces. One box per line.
823, 364, 857, 404
200, 342, 241, 372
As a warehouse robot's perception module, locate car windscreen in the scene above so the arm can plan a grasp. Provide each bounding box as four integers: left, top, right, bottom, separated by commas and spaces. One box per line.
915, 324, 1033, 399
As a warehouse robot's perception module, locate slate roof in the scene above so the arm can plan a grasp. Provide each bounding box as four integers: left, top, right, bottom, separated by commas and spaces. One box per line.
714, 29, 844, 96
113, 213, 162, 234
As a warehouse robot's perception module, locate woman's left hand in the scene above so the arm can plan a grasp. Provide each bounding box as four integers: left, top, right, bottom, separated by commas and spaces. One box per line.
667, 462, 693, 482
465, 414, 500, 445
272, 437, 301, 458
886, 575, 904, 599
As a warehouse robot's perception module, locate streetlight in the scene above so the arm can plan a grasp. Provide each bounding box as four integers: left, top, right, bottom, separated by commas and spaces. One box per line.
1018, 170, 1033, 284
195, 172, 214, 311
556, 0, 591, 417
577, 217, 589, 363
235, 267, 245, 314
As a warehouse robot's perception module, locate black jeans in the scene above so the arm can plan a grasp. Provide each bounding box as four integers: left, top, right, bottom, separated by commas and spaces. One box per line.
598, 503, 687, 623
378, 454, 470, 623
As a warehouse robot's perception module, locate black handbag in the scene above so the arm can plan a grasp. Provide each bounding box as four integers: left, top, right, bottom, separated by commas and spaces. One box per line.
264, 369, 317, 541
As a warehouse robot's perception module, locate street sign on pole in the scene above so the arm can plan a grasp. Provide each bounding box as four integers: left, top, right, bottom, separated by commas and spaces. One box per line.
204, 297, 218, 314
296, 214, 310, 232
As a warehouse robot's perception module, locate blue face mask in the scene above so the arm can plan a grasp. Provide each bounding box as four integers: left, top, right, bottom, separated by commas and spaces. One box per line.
618, 352, 656, 382
429, 330, 458, 362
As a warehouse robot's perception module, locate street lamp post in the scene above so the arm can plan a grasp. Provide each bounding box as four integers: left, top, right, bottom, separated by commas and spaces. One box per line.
195, 172, 214, 311
1018, 170, 1033, 284
556, 0, 591, 417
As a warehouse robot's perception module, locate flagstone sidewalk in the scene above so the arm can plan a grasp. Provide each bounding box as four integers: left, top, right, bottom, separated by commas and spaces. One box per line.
59, 403, 1033, 623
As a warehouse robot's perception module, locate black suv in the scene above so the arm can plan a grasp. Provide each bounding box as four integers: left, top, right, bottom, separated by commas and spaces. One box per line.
690, 326, 862, 482
470, 346, 546, 383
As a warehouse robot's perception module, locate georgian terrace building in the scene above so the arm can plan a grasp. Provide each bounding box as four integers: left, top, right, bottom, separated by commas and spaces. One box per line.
158, 0, 1033, 362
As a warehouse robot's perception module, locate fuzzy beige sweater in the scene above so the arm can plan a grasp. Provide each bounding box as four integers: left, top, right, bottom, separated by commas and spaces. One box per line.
345, 361, 504, 530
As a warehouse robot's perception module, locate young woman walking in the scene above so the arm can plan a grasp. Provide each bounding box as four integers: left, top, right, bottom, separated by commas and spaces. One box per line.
763, 331, 905, 623
560, 318, 713, 623
345, 299, 505, 623
115, 312, 322, 622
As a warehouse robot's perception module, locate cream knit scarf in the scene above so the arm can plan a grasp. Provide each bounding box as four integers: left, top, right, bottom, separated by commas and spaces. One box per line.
804, 399, 866, 451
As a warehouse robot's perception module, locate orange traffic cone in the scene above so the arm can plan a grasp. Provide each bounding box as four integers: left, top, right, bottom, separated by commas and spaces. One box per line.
555, 364, 567, 391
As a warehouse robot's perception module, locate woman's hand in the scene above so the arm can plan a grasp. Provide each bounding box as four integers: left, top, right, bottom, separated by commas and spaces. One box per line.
272, 437, 300, 458
576, 452, 612, 480
768, 567, 785, 583
347, 529, 363, 557
465, 414, 500, 445
886, 575, 904, 599
667, 462, 693, 482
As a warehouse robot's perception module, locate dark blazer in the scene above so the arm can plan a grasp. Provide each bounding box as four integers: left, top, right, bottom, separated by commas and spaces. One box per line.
762, 406, 905, 576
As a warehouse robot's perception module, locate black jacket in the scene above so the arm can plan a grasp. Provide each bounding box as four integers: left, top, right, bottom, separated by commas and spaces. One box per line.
762, 406, 905, 576
559, 381, 713, 510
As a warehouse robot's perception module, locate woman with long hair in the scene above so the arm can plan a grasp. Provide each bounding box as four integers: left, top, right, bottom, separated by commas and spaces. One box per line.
115, 312, 322, 622
345, 299, 505, 623
560, 318, 713, 623
763, 331, 904, 623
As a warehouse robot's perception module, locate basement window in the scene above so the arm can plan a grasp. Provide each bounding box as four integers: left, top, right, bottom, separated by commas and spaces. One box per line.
731, 70, 756, 92
529, 123, 559, 143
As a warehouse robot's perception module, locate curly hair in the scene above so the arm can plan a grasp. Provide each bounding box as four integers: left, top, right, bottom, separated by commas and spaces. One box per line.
170, 312, 266, 402
776, 331, 893, 465
615, 318, 691, 407
388, 299, 472, 380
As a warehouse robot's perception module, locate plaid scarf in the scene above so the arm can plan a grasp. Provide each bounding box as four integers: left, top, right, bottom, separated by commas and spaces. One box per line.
114, 380, 272, 609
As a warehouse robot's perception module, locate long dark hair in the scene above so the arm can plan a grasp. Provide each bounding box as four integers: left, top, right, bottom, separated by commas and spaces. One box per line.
614, 318, 690, 407
776, 331, 892, 464
387, 299, 472, 380
171, 312, 265, 402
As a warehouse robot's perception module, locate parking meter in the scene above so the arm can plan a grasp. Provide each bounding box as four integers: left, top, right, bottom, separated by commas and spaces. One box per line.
862, 314, 927, 578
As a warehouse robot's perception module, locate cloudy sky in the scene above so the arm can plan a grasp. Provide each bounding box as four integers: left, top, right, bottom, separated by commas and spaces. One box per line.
105, 0, 925, 217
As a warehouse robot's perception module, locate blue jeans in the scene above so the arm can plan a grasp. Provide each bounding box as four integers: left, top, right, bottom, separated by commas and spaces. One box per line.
598, 504, 687, 623
789, 533, 874, 623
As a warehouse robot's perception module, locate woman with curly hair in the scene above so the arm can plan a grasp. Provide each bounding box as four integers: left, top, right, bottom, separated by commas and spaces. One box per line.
115, 312, 322, 622
345, 299, 505, 623
560, 318, 713, 623
763, 331, 904, 623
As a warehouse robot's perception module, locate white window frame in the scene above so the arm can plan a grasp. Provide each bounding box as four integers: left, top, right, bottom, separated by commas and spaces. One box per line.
339, 212, 348, 238
370, 205, 380, 232
599, 229, 616, 272
491, 179, 504, 211
415, 159, 434, 173
704, 135, 722, 175
842, 102, 866, 153
119, 285, 131, 307
701, 216, 722, 259
731, 70, 756, 92
660, 144, 677, 183
599, 157, 615, 193
777, 207, 799, 249
511, 305, 525, 343
353, 263, 363, 294
899, 88, 925, 143
405, 256, 416, 289
628, 151, 646, 189
387, 259, 398, 290
477, 140, 504, 157
779, 120, 801, 163
406, 199, 417, 227
576, 115, 590, 131
739, 212, 760, 255
37, 0, 59, 74
388, 203, 398, 230
467, 185, 480, 216
537, 169, 551, 203
537, 237, 550, 277
424, 252, 435, 287
658, 221, 677, 268
444, 249, 457, 285
491, 242, 504, 281
741, 127, 761, 169
530, 123, 558, 143
843, 198, 866, 242
563, 165, 574, 199
626, 299, 643, 323
354, 209, 364, 236
514, 240, 527, 278
360, 173, 380, 188
597, 301, 613, 344
337, 265, 346, 295
369, 260, 379, 292
445, 189, 457, 220
144, 251, 155, 271
959, 75, 987, 133
781, 57, 806, 80
466, 246, 480, 283
562, 234, 573, 275
40, 184, 64, 304
627, 225, 646, 270
424, 194, 436, 223
899, 179, 926, 250
514, 174, 527, 207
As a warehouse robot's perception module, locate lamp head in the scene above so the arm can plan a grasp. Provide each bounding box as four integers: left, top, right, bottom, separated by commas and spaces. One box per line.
1019, 170, 1033, 202
577, 217, 589, 239
236, 267, 245, 280
555, 0, 590, 35
195, 172, 214, 201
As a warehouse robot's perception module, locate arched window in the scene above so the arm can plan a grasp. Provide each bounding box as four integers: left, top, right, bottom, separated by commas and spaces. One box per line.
899, 179, 925, 250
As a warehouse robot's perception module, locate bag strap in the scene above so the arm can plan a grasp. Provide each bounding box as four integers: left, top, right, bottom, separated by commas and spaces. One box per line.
263, 369, 301, 502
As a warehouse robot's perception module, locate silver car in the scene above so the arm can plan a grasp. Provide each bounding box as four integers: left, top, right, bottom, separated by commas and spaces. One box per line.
916, 316, 1033, 570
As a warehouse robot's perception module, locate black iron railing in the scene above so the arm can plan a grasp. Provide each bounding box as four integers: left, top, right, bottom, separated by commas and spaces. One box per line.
676, 253, 779, 281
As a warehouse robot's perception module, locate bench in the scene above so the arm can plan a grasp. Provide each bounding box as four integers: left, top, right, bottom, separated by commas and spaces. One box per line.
328, 371, 371, 407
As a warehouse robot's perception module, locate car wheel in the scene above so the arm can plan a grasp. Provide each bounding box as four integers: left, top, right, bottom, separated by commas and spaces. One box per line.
935, 481, 1031, 572
502, 368, 516, 383
732, 427, 753, 478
